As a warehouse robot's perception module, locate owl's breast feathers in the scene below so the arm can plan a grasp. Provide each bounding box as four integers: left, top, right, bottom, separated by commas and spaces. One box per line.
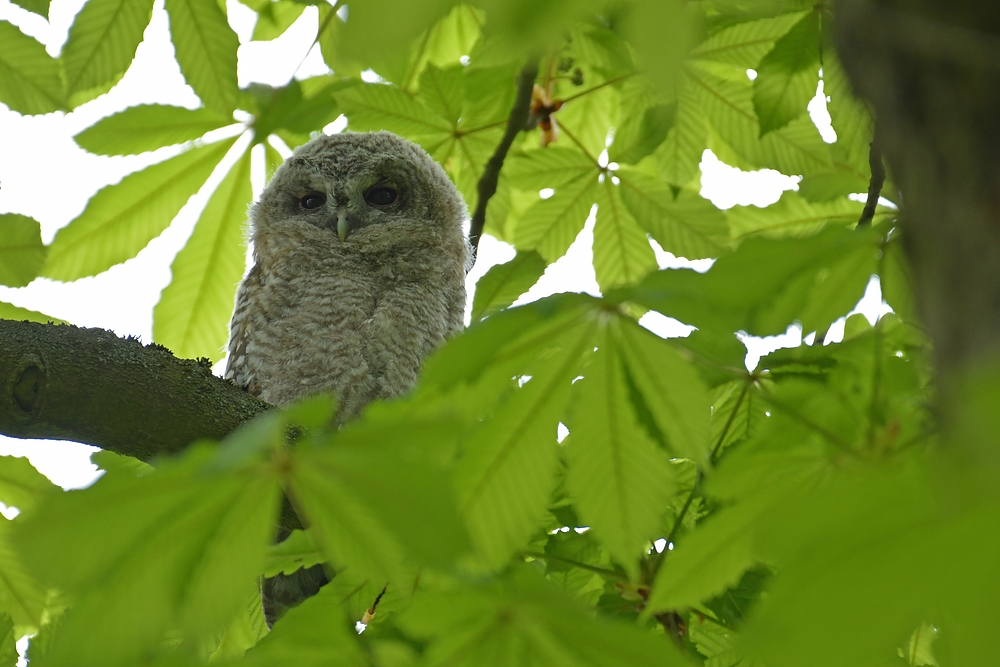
225, 224, 466, 420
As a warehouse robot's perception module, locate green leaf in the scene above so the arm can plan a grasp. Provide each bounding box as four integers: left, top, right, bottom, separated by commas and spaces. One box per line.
417, 63, 463, 126
566, 325, 675, 576
557, 80, 620, 158
0, 613, 15, 667
263, 529, 323, 577
471, 251, 547, 322
752, 10, 820, 136
653, 84, 707, 187
824, 52, 875, 178
338, 82, 451, 138
397, 569, 688, 667
42, 137, 236, 281
0, 456, 58, 514
797, 169, 870, 202
165, 0, 240, 114
617, 318, 711, 462
153, 148, 251, 362
689, 12, 806, 68
0, 21, 64, 114
629, 226, 880, 337
74, 104, 232, 155
505, 146, 597, 190
0, 214, 45, 287
687, 59, 832, 176
727, 190, 890, 241
9, 0, 49, 18
512, 172, 599, 262
880, 237, 916, 323
290, 419, 470, 580
15, 446, 280, 667
251, 0, 304, 41
247, 77, 346, 141
608, 102, 675, 166
455, 319, 595, 567
617, 166, 730, 259
646, 501, 759, 613
0, 523, 45, 628
60, 0, 153, 98
238, 584, 365, 667
0, 301, 64, 324
592, 179, 657, 290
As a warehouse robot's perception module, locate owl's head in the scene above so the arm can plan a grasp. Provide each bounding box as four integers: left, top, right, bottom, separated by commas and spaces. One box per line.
251, 131, 467, 256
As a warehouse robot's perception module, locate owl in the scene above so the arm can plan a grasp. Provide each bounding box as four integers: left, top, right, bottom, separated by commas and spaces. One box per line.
224, 131, 470, 626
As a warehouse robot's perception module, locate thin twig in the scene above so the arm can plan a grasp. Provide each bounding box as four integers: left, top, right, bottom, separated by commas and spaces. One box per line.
468, 59, 539, 255
857, 138, 885, 228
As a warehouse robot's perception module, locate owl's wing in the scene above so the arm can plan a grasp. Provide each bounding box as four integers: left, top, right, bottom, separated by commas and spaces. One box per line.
225, 263, 262, 396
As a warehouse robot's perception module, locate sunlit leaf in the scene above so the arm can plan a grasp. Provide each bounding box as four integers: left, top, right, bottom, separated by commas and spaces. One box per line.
41, 137, 237, 281
61, 0, 153, 99
15, 443, 279, 666
727, 189, 890, 241
154, 148, 251, 362
823, 52, 875, 179
471, 251, 546, 322
0, 523, 45, 629
252, 0, 304, 41
592, 179, 657, 290
397, 569, 688, 667
289, 419, 470, 580
236, 577, 365, 667
455, 319, 595, 567
505, 146, 596, 190
617, 318, 711, 462
74, 104, 232, 156
0, 456, 58, 514
165, 0, 240, 114
338, 81, 451, 138
512, 172, 599, 262
751, 10, 820, 135
687, 59, 831, 176
566, 325, 675, 576
0, 21, 64, 114
617, 166, 730, 259
0, 214, 45, 287
689, 12, 805, 68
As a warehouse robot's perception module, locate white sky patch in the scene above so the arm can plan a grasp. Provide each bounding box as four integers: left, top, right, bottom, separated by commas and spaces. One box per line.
809, 79, 837, 143
739, 323, 803, 371
513, 204, 601, 305
638, 311, 695, 339
699, 150, 800, 209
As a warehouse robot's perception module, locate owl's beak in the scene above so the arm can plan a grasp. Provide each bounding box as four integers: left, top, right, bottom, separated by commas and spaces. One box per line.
336, 210, 350, 241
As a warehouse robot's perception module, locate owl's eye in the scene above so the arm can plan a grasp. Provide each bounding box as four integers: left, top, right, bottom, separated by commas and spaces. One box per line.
365, 187, 398, 207
299, 193, 326, 210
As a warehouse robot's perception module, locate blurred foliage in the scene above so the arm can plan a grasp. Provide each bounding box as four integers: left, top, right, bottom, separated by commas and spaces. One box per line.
2, 1, 991, 666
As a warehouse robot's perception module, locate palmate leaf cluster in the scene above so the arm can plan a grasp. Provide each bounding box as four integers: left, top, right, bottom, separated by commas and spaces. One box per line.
1, 0, 994, 666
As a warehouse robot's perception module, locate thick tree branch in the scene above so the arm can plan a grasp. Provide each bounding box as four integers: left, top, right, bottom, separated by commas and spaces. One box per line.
0, 320, 271, 461
468, 59, 539, 256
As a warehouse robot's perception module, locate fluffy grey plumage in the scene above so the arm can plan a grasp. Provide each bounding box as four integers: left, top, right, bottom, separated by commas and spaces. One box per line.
225, 131, 470, 627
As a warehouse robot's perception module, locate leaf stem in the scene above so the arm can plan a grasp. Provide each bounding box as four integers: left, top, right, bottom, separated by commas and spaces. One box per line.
557, 121, 603, 169
521, 551, 627, 580
559, 73, 634, 104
